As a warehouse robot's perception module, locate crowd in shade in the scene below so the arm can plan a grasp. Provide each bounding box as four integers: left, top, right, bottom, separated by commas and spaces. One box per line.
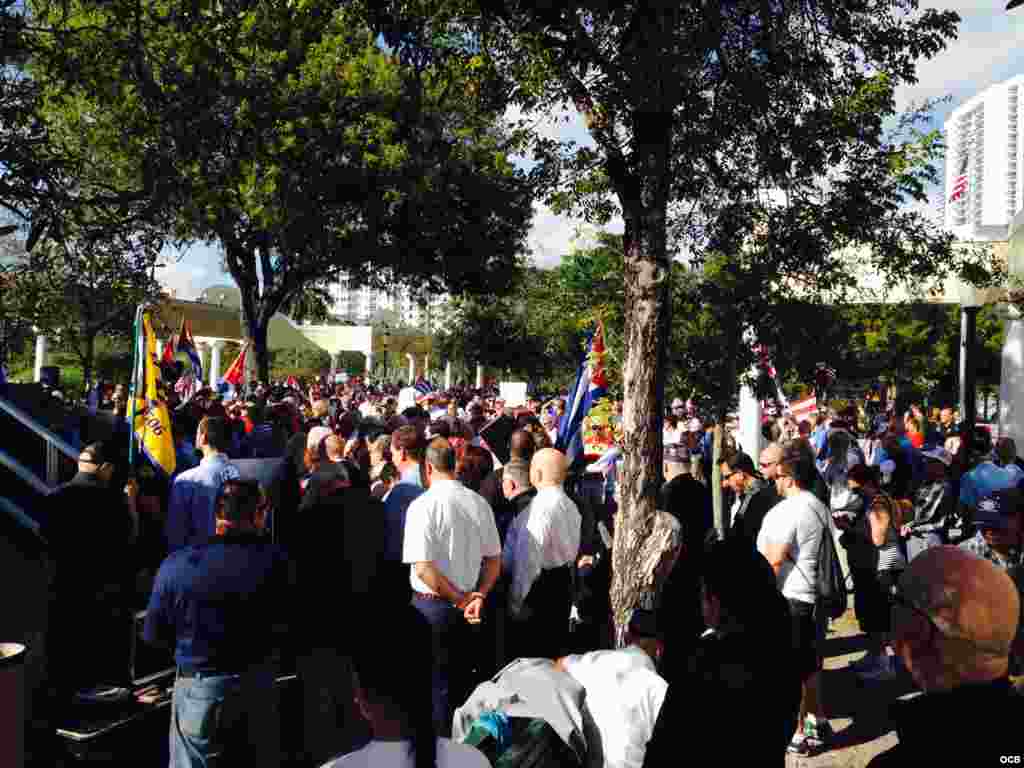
34, 377, 1024, 767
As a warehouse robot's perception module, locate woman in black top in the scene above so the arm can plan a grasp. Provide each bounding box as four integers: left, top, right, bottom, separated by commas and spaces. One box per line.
644, 539, 800, 767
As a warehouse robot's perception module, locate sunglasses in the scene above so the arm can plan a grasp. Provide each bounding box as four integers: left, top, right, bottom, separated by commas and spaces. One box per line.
759, 460, 777, 469
889, 582, 1007, 657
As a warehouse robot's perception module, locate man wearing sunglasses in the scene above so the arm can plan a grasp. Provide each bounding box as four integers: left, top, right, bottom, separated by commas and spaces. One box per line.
756, 440, 833, 755
720, 450, 778, 549
869, 547, 1022, 766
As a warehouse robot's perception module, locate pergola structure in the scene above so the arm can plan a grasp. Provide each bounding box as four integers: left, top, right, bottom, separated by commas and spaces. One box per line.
149, 298, 437, 385
30, 297, 469, 388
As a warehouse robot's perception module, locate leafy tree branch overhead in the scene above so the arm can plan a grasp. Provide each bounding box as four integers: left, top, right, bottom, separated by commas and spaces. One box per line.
29, 0, 535, 381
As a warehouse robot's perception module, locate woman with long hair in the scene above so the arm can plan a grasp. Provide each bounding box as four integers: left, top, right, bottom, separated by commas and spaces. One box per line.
845, 489, 906, 681
321, 606, 489, 768
455, 445, 494, 494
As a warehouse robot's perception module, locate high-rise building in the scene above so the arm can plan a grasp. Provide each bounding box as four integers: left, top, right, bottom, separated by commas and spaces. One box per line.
328, 273, 447, 331
944, 74, 1024, 241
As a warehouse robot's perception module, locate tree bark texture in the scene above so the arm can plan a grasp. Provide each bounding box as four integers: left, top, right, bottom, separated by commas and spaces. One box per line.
610, 202, 672, 636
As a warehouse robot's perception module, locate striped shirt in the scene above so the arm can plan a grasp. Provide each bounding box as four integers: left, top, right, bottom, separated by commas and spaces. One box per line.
876, 521, 906, 572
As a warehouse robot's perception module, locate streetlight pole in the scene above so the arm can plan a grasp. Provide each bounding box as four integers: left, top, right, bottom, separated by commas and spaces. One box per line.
958, 281, 982, 464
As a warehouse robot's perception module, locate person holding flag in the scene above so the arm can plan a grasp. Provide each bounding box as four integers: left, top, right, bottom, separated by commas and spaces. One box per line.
556, 320, 609, 468
129, 308, 177, 479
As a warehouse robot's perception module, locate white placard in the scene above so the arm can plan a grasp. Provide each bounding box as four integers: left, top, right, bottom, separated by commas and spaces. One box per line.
499, 382, 528, 407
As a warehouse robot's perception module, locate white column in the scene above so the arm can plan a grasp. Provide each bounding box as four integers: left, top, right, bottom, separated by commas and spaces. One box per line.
444, 361, 452, 390
330, 353, 339, 380
406, 353, 415, 383
738, 328, 762, 466
475, 364, 484, 389
738, 381, 762, 465
33, 334, 48, 383
424, 353, 430, 381
209, 341, 223, 388
365, 352, 374, 381
1000, 306, 1024, 446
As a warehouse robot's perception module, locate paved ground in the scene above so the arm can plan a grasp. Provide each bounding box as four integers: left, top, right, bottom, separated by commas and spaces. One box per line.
786, 610, 915, 768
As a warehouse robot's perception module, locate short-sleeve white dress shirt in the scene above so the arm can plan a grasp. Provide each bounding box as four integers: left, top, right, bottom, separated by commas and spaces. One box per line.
403, 478, 502, 595
503, 485, 581, 616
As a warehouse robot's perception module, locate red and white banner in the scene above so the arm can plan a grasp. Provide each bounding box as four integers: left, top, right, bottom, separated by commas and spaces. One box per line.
790, 395, 818, 422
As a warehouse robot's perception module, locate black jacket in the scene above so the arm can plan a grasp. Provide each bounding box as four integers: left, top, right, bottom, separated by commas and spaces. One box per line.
645, 625, 799, 767
726, 479, 778, 547
867, 677, 1023, 767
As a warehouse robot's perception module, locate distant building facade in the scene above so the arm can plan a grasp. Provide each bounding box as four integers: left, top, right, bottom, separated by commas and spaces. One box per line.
329, 273, 447, 331
944, 74, 1024, 241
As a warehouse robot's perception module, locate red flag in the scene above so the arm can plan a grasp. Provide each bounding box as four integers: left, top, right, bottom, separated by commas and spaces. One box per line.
222, 343, 248, 388
161, 335, 176, 364
589, 319, 608, 389
949, 153, 969, 203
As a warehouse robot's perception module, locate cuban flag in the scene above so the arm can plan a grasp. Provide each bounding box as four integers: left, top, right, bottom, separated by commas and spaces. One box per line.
557, 320, 608, 465
176, 316, 204, 383
414, 376, 437, 403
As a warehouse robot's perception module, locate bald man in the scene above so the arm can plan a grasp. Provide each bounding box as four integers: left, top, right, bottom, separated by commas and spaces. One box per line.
867, 546, 1023, 766
503, 448, 582, 660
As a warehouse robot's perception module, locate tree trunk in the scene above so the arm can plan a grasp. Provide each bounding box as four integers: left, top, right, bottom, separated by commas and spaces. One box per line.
248, 319, 271, 386
609, 201, 672, 640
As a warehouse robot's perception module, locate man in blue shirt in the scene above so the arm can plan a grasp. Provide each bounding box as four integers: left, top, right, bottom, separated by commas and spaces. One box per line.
165, 416, 241, 552
383, 426, 426, 606
145, 479, 292, 768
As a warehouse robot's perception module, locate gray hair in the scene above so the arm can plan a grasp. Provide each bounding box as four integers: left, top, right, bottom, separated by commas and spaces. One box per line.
503, 459, 531, 490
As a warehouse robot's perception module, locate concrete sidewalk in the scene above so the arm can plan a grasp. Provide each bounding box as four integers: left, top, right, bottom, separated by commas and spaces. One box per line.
786, 611, 914, 768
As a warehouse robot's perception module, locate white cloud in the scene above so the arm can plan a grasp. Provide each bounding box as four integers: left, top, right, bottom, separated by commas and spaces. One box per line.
157, 243, 226, 300
896, 5, 1024, 115
526, 202, 623, 269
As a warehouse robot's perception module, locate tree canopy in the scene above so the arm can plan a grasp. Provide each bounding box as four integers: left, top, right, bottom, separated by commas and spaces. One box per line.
370, 0, 1004, 630
29, 0, 535, 381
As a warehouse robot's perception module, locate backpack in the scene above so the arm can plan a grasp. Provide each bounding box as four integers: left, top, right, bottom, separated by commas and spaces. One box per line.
789, 500, 848, 621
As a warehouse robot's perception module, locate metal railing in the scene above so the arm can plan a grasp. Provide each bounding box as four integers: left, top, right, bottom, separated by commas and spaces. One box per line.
0, 394, 78, 487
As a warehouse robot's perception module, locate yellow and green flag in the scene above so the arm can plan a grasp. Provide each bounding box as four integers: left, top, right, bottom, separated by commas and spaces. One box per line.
132, 309, 176, 476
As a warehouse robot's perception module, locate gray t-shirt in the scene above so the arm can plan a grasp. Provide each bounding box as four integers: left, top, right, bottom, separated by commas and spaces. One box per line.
757, 490, 828, 605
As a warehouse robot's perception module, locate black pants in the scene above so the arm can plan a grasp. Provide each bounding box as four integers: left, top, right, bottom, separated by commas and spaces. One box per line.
411, 595, 472, 737
509, 565, 573, 661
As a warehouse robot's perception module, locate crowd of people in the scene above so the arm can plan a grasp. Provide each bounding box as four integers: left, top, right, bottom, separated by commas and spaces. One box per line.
33, 376, 1024, 767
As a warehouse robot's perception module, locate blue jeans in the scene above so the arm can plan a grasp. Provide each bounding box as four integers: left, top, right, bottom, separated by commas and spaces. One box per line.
169, 665, 279, 768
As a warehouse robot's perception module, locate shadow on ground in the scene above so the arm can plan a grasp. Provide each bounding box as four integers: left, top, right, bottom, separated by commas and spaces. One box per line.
823, 662, 917, 749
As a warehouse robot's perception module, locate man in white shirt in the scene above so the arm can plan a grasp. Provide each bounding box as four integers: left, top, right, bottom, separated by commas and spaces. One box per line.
504, 448, 581, 660
756, 439, 832, 756
555, 609, 667, 768
403, 437, 502, 735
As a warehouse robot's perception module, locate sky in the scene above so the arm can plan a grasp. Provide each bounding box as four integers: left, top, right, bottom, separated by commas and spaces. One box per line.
159, 2, 1024, 299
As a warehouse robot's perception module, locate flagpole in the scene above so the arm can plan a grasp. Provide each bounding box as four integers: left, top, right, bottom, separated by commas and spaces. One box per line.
127, 304, 144, 467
